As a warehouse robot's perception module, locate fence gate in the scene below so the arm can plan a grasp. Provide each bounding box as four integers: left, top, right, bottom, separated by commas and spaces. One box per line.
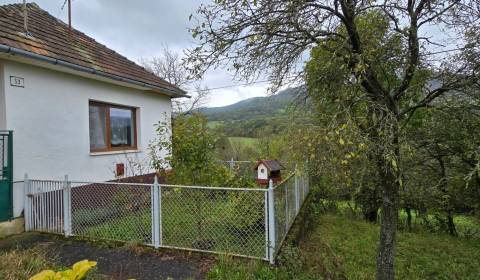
0, 131, 13, 222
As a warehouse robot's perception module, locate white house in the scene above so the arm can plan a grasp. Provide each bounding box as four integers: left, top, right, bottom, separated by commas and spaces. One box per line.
0, 3, 186, 221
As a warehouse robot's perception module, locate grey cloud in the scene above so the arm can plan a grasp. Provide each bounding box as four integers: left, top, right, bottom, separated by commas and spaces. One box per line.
0, 0, 270, 106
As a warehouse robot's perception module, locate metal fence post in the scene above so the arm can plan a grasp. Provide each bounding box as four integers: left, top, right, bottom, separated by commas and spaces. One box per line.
63, 175, 72, 237
23, 173, 30, 231
157, 176, 163, 247
267, 179, 276, 264
152, 176, 161, 248
285, 181, 289, 230
294, 165, 299, 215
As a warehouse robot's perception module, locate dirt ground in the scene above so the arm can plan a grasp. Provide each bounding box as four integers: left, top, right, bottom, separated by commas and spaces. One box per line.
0, 232, 216, 280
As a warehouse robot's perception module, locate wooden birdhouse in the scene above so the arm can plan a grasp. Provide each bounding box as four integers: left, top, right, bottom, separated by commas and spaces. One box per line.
253, 159, 285, 186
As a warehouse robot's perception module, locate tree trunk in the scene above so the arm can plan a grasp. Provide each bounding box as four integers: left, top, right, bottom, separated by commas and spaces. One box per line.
405, 207, 412, 232
376, 164, 399, 280
447, 212, 458, 237
437, 157, 457, 236
365, 209, 378, 223
375, 118, 401, 280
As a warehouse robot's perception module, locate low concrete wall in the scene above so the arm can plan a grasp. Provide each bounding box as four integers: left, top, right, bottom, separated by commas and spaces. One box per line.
0, 218, 24, 237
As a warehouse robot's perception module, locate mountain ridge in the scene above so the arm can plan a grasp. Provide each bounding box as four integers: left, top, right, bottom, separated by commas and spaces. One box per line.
198, 87, 302, 122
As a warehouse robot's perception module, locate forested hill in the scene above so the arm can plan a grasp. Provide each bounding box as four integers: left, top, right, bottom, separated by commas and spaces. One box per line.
198, 87, 303, 122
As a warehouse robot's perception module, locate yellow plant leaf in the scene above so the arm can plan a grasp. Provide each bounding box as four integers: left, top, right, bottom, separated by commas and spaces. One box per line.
29, 270, 56, 280
339, 138, 345, 145
55, 269, 74, 280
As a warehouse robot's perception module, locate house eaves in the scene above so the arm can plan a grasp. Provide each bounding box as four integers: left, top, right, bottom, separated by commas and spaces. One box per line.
0, 44, 189, 98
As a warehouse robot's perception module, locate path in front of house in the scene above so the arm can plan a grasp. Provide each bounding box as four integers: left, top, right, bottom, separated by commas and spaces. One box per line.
0, 232, 216, 280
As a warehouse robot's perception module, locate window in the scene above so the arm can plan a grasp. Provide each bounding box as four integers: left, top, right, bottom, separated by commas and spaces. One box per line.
89, 101, 137, 152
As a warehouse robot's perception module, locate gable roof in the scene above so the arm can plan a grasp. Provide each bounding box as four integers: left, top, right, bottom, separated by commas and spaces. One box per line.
253, 160, 285, 171
0, 3, 187, 98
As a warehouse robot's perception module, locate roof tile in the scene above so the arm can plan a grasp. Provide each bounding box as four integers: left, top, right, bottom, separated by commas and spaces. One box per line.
0, 3, 185, 96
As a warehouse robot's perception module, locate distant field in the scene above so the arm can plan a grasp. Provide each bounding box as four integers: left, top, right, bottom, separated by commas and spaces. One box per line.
228, 137, 259, 149
207, 121, 223, 129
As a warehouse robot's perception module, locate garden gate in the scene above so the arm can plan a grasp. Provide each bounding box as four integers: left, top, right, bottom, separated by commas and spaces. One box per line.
0, 131, 13, 222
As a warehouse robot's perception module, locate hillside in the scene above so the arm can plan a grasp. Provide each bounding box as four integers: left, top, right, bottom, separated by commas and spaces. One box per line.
199, 87, 304, 122
208, 213, 480, 279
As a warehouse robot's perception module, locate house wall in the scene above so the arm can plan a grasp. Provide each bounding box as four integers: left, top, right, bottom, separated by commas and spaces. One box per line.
2, 60, 172, 217
257, 163, 268, 180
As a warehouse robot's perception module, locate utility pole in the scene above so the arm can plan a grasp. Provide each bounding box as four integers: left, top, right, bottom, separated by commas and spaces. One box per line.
23, 0, 28, 34
68, 0, 72, 30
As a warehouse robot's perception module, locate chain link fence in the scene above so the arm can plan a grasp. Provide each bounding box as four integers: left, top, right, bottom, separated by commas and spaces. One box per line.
24, 170, 309, 262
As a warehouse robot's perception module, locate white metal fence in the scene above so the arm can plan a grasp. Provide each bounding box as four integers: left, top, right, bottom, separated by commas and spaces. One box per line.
24, 171, 309, 263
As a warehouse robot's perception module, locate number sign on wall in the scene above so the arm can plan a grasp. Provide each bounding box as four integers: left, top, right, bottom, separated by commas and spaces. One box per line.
10, 76, 25, 88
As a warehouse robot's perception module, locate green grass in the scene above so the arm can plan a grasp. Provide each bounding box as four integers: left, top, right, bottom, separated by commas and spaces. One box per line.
208, 213, 480, 280
207, 121, 223, 129
79, 190, 266, 258
228, 137, 259, 149
334, 200, 480, 239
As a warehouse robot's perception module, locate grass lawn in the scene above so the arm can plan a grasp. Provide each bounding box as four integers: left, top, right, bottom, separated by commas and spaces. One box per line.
78, 189, 267, 258
208, 213, 480, 280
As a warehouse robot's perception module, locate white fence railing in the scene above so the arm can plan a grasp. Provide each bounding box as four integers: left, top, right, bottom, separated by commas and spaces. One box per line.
24, 171, 309, 263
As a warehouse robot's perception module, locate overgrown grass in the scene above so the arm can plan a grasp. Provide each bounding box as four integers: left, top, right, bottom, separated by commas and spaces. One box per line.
0, 247, 54, 280
208, 213, 480, 280
0, 245, 101, 280
335, 200, 480, 239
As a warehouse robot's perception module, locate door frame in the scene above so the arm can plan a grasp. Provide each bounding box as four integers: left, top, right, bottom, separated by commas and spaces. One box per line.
0, 130, 13, 222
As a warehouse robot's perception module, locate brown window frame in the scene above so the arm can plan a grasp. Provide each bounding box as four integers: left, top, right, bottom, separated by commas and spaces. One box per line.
89, 101, 138, 153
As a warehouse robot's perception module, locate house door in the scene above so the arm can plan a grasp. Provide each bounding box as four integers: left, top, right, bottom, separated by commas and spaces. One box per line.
0, 131, 13, 222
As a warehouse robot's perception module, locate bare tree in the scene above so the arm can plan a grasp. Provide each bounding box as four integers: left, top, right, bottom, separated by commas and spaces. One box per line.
141, 45, 210, 115
186, 1, 480, 279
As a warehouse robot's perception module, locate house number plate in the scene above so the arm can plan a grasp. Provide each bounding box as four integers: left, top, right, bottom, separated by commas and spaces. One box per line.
10, 76, 25, 88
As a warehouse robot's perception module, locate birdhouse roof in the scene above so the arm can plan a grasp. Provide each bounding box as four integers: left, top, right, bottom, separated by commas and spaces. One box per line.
253, 160, 285, 171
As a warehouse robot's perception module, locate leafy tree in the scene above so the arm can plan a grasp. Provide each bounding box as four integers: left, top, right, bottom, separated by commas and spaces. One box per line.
150, 113, 225, 185
186, 1, 480, 278
403, 97, 480, 235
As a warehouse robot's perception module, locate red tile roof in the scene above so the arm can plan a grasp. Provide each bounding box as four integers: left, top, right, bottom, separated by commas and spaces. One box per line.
0, 3, 186, 97
253, 160, 285, 171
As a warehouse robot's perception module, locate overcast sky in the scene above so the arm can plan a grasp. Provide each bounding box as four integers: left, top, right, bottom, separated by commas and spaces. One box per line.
1, 1, 456, 107
0, 0, 272, 107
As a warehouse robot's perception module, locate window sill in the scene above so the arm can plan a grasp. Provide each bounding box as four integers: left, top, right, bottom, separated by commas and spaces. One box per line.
89, 149, 142, 156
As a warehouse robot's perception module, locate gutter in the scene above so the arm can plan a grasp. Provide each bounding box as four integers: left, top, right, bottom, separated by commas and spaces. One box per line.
0, 44, 189, 98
